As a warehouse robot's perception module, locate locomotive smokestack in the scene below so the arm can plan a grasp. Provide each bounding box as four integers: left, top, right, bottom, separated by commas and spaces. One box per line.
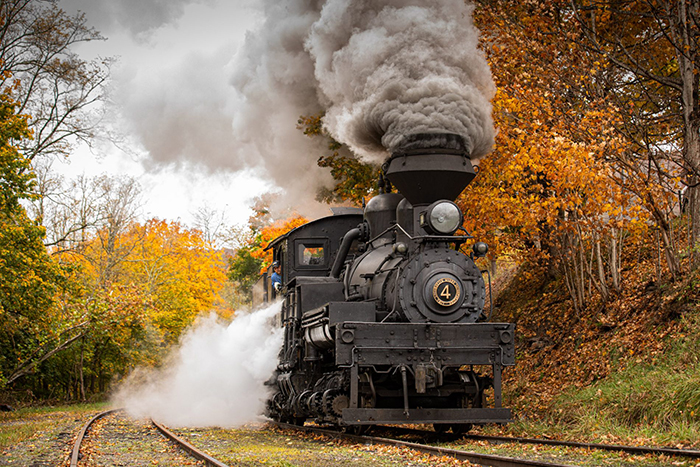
384, 133, 476, 206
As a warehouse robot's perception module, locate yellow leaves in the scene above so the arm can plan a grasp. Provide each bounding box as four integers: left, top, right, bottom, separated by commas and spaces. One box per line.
250, 214, 308, 271
65, 219, 231, 339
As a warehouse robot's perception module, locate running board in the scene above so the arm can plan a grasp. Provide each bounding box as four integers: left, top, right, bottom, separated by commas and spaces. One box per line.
342, 408, 512, 425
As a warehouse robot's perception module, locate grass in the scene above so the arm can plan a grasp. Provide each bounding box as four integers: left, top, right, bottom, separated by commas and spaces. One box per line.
551, 312, 700, 446
0, 402, 108, 450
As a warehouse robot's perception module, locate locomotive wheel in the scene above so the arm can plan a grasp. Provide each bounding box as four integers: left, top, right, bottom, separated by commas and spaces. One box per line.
433, 423, 450, 434
323, 390, 350, 417
267, 392, 285, 422
450, 423, 473, 436
309, 392, 324, 416
343, 425, 369, 436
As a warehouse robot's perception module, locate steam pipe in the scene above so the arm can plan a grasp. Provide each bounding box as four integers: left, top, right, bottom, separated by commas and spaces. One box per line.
330, 227, 361, 278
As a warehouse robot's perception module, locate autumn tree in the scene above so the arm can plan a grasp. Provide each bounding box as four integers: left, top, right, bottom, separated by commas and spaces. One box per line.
0, 0, 110, 163
470, 1, 657, 308
228, 246, 262, 296
28, 218, 234, 398
192, 204, 228, 248
227, 212, 308, 301
0, 88, 73, 389
298, 114, 379, 205
568, 0, 700, 269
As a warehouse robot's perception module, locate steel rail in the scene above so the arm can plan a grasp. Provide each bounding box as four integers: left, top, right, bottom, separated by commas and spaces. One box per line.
69, 408, 122, 467
372, 425, 700, 460
151, 419, 230, 467
467, 433, 700, 460
273, 422, 573, 467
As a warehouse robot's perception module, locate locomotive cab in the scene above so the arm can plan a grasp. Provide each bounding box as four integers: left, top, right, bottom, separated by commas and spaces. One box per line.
264, 134, 515, 432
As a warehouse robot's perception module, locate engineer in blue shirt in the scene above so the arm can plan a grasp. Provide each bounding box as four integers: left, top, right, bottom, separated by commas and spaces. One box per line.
271, 261, 282, 293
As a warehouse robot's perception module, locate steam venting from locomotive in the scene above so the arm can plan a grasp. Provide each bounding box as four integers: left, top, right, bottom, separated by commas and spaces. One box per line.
114, 305, 283, 427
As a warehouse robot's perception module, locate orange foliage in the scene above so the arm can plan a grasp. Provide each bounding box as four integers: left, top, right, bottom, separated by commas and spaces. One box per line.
462, 1, 678, 307
250, 214, 308, 273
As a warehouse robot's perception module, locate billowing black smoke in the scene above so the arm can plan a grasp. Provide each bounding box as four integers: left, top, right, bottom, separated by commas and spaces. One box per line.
67, 0, 496, 216
306, 0, 495, 163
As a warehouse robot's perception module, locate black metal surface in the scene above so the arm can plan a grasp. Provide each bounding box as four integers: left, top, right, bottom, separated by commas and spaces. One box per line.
363, 193, 404, 240
384, 152, 475, 205
293, 277, 345, 315
342, 408, 512, 425
330, 227, 361, 278
335, 322, 516, 366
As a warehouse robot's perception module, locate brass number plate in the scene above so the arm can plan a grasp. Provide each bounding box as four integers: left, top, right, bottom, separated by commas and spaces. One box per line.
432, 277, 461, 307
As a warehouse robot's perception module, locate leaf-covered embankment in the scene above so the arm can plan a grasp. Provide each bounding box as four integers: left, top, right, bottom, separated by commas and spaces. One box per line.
491, 244, 700, 447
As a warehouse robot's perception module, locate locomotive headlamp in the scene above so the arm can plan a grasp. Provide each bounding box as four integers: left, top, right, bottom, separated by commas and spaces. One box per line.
472, 241, 489, 258
421, 201, 463, 235
393, 242, 408, 254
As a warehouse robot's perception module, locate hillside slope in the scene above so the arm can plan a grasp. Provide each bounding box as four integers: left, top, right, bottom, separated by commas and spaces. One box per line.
489, 244, 700, 447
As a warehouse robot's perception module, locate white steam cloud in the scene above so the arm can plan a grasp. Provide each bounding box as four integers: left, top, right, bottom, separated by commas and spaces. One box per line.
114, 303, 283, 427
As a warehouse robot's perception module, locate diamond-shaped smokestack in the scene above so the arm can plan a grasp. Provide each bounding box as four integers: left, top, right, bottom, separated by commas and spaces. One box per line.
383, 133, 476, 206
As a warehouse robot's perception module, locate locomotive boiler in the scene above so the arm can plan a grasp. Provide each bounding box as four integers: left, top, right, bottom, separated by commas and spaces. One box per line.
253, 133, 515, 433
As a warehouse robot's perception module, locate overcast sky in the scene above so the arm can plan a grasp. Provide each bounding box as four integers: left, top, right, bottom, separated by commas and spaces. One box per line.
52, 0, 495, 229
55, 0, 272, 227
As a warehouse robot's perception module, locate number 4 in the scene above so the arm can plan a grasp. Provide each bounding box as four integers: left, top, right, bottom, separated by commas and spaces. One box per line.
440, 284, 452, 300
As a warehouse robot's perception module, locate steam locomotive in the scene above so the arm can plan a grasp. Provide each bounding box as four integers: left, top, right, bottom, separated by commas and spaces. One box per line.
253, 133, 515, 433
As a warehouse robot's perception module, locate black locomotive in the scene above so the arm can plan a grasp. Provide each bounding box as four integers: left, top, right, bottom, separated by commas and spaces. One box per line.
253, 133, 515, 433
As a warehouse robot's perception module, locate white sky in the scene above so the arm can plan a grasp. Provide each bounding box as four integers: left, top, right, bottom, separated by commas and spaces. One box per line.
56, 0, 271, 227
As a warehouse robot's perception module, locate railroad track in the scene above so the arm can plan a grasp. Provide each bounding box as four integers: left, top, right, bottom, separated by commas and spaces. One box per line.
71, 410, 700, 466
274, 422, 573, 467
69, 408, 122, 467
370, 425, 700, 460
69, 408, 229, 467
150, 419, 229, 467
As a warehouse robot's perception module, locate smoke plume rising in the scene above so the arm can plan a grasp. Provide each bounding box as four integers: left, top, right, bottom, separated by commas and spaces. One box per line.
307, 0, 495, 162
64, 0, 495, 216
228, 0, 496, 208
113, 303, 282, 427
60, 0, 212, 38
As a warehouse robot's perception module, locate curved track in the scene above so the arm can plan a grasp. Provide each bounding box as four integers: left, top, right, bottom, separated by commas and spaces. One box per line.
70, 408, 230, 467
150, 419, 230, 467
274, 422, 572, 467
69, 408, 122, 467
72, 411, 700, 466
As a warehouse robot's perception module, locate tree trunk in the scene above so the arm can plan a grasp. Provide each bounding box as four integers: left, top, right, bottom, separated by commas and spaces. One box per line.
6, 330, 87, 386
595, 238, 609, 300
79, 338, 86, 402
674, 0, 700, 268
647, 192, 682, 278
609, 227, 621, 291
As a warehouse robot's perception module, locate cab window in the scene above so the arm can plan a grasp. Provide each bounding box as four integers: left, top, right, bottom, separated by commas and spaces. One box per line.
295, 240, 329, 268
